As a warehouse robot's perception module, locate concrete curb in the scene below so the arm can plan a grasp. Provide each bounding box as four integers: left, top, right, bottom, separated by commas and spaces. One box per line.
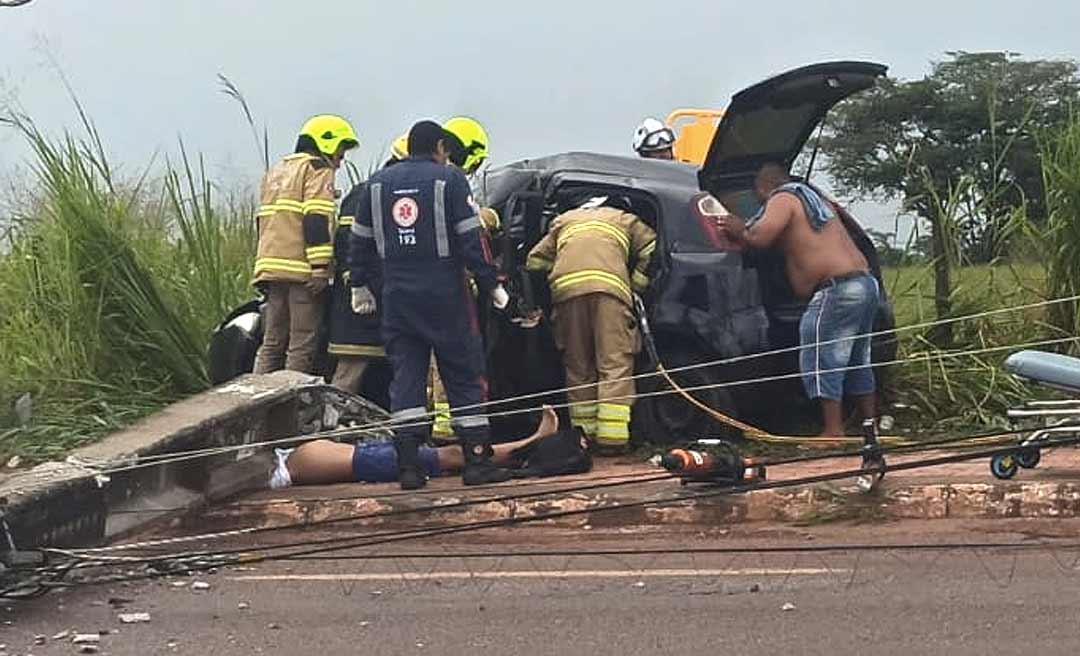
0, 372, 389, 550
195, 461, 1080, 535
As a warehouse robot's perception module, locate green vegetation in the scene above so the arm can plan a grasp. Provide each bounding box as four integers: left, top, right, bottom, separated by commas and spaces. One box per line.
882, 262, 1051, 430
0, 111, 253, 462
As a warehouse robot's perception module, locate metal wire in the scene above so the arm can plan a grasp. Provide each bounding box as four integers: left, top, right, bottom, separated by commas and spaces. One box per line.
39, 431, 1080, 588
56, 334, 1080, 481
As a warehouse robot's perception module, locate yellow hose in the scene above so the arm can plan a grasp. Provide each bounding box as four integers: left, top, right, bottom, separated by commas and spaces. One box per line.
654, 363, 914, 446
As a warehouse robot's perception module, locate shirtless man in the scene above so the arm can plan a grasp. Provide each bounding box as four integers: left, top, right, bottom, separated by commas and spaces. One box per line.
718, 163, 880, 437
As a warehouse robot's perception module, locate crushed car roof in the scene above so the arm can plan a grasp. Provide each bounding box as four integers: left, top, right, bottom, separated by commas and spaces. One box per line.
480, 151, 700, 209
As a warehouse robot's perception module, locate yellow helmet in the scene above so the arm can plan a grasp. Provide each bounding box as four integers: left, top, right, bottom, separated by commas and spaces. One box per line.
299, 114, 359, 158
389, 133, 409, 161
443, 116, 489, 173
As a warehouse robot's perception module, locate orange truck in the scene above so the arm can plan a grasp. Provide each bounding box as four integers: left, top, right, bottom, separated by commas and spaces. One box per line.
666, 108, 724, 165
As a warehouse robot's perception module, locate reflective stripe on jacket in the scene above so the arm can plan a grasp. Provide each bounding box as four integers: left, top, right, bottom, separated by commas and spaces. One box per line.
253, 152, 337, 284
525, 207, 656, 306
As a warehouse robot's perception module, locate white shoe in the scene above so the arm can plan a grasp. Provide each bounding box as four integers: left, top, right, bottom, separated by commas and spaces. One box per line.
269, 448, 294, 490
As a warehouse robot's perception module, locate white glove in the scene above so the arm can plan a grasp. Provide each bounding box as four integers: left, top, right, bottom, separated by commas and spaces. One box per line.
492, 284, 510, 311
351, 286, 376, 315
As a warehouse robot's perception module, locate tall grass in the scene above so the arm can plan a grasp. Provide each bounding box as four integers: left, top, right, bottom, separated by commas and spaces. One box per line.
0, 110, 254, 461
1015, 113, 1080, 346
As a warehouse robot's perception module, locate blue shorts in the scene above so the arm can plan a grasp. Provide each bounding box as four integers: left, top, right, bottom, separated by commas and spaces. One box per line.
351, 441, 442, 483
799, 273, 880, 401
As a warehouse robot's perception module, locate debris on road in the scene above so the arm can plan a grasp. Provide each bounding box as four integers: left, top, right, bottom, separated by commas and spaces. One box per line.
118, 612, 151, 624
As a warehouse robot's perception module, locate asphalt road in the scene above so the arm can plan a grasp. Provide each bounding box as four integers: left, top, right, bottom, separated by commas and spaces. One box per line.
6, 522, 1080, 656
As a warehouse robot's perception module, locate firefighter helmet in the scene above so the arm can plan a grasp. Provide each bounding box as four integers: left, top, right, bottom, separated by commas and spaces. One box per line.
389, 133, 409, 161
443, 116, 490, 174
632, 117, 675, 155
299, 115, 359, 158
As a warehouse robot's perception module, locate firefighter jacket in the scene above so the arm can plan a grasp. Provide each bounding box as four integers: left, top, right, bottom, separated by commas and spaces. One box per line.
328, 184, 384, 357
253, 152, 337, 284
526, 207, 656, 307
348, 156, 498, 312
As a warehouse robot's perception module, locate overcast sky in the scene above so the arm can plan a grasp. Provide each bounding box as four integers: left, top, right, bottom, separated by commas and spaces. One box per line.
3, 0, 1080, 237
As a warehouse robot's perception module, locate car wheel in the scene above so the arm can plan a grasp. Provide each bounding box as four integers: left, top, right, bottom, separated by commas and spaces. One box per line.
632, 360, 740, 446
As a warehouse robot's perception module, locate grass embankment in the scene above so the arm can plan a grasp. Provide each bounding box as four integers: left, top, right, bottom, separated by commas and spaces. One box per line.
0, 113, 254, 462
881, 262, 1057, 431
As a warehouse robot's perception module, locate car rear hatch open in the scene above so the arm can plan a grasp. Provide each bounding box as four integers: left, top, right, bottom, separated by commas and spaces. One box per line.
697, 61, 887, 202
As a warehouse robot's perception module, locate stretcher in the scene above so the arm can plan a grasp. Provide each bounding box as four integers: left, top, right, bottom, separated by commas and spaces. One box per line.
989, 350, 1080, 479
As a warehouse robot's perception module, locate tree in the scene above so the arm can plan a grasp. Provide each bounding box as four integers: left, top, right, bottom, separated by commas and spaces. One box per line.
824, 52, 1080, 344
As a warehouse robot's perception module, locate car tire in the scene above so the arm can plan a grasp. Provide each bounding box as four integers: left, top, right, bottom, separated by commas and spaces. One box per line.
631, 356, 740, 446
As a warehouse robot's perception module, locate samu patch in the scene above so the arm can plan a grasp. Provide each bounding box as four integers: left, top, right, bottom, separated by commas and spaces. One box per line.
392, 197, 419, 228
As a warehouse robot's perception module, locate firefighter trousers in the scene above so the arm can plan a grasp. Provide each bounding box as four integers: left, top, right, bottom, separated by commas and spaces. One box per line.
552, 293, 638, 448
331, 355, 374, 395
254, 281, 325, 375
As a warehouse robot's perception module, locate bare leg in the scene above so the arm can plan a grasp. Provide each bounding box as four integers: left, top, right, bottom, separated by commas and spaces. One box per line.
436, 405, 560, 472
285, 406, 562, 484
854, 393, 877, 424
819, 399, 846, 437
286, 440, 355, 485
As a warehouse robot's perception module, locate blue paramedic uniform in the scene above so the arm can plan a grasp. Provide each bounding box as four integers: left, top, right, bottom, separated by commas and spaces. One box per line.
349, 156, 499, 462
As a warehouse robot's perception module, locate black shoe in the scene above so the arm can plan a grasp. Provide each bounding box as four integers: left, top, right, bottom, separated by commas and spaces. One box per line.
395, 437, 428, 491
399, 465, 427, 491
461, 442, 512, 486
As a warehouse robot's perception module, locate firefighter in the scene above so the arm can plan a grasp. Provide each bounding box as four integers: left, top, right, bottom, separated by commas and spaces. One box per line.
328, 136, 410, 395
526, 195, 656, 453
427, 116, 495, 439
253, 115, 358, 375
443, 115, 490, 175
348, 120, 514, 490
328, 185, 384, 394
633, 117, 676, 161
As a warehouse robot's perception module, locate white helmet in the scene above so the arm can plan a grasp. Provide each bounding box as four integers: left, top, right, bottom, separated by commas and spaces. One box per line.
633, 117, 676, 155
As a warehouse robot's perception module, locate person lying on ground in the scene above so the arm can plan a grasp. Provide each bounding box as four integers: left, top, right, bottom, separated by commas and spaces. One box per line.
270, 406, 560, 489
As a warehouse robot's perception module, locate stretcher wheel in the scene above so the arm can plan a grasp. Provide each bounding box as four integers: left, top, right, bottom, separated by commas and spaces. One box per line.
1016, 448, 1041, 470
990, 454, 1019, 480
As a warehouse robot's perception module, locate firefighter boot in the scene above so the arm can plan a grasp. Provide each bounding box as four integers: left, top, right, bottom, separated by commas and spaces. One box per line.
395, 437, 427, 491
461, 441, 513, 486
